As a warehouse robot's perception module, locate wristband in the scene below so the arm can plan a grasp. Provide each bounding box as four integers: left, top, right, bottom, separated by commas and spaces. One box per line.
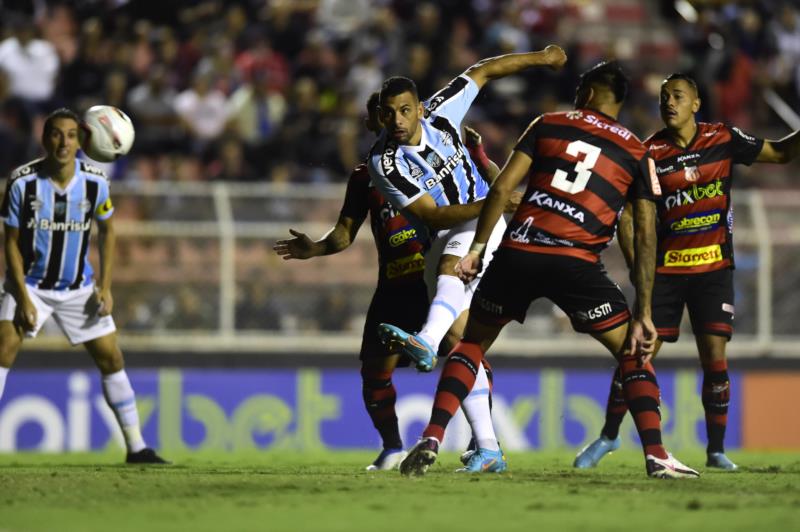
469, 242, 486, 255
468, 144, 491, 171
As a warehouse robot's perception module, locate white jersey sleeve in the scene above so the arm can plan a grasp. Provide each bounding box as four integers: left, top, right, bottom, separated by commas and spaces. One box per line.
423, 75, 480, 130
368, 138, 425, 209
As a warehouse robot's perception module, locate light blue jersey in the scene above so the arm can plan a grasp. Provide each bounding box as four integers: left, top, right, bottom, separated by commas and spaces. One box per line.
1, 158, 114, 290
368, 75, 490, 231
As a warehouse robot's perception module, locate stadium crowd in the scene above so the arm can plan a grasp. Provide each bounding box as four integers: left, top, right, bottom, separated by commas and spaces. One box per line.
1, 0, 799, 185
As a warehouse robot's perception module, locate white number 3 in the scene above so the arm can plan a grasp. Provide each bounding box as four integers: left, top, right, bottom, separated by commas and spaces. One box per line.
550, 140, 601, 194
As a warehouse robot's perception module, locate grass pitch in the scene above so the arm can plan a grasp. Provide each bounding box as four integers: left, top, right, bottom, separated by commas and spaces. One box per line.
0, 450, 798, 532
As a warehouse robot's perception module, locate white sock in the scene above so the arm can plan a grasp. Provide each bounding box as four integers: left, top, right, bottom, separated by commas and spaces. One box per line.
0, 366, 8, 400
418, 275, 466, 349
461, 363, 500, 451
102, 369, 146, 453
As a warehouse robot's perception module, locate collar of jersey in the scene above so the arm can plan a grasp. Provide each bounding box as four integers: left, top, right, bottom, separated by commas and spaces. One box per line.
46, 159, 81, 194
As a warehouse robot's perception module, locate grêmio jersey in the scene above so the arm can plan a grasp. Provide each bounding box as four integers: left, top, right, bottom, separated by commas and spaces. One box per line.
367, 75, 490, 238
645, 123, 763, 274
340, 164, 426, 283
0, 158, 114, 290
503, 109, 660, 263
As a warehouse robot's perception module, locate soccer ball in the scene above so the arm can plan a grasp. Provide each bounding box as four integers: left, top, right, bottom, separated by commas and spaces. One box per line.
79, 105, 135, 162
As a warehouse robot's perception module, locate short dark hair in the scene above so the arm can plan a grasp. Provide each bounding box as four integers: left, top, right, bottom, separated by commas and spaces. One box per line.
43, 108, 80, 138
367, 91, 380, 114
577, 61, 629, 103
379, 76, 418, 103
663, 72, 698, 94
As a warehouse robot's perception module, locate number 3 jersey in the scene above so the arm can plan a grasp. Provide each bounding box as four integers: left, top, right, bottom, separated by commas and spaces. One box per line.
645, 123, 763, 274
503, 109, 660, 263
0, 158, 114, 290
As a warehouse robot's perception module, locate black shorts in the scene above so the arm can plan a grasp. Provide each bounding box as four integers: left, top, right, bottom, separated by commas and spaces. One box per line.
653, 269, 734, 342
470, 248, 630, 334
360, 279, 429, 363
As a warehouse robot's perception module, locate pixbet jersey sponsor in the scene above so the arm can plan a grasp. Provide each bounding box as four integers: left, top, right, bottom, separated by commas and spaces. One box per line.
664, 244, 722, 267
664, 179, 724, 210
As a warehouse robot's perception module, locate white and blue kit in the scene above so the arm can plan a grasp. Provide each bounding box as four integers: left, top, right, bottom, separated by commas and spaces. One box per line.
367, 75, 506, 304
0, 158, 117, 343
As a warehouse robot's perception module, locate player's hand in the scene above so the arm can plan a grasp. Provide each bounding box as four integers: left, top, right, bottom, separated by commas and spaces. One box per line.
542, 44, 567, 69
463, 125, 482, 149
274, 229, 315, 260
625, 317, 657, 365
95, 287, 114, 316
14, 297, 37, 332
455, 252, 483, 284
505, 191, 523, 213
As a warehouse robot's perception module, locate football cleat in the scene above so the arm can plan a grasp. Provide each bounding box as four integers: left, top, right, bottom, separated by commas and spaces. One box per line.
646, 453, 700, 479
399, 437, 439, 476
126, 448, 170, 465
377, 323, 437, 372
460, 437, 478, 465
456, 448, 508, 473
573, 434, 621, 468
706, 452, 738, 471
366, 448, 407, 471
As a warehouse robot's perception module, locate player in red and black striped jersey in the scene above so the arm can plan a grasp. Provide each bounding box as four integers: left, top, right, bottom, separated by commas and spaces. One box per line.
274, 94, 502, 472
400, 62, 699, 479
577, 73, 800, 471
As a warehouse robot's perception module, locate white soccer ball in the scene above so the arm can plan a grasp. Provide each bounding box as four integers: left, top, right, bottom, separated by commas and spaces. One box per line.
79, 105, 135, 162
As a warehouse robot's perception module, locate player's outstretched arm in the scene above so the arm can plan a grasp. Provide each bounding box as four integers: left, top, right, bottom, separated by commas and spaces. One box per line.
457, 150, 531, 283
95, 216, 116, 316
274, 216, 361, 260
403, 194, 485, 231
464, 45, 567, 89
757, 129, 800, 163
4, 225, 36, 331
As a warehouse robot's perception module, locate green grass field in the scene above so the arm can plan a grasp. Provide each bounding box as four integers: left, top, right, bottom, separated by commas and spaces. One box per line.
1, 450, 799, 532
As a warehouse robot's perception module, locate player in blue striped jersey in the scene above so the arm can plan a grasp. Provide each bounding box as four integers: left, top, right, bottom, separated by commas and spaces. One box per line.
0, 108, 167, 464
367, 45, 566, 374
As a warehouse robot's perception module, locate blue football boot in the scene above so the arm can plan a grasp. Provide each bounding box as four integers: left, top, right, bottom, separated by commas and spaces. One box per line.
573, 434, 621, 468
377, 323, 437, 372
706, 452, 738, 471
456, 448, 508, 473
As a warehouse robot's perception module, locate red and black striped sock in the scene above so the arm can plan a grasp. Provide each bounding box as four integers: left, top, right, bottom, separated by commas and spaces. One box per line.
422, 341, 484, 442
601, 365, 628, 440
702, 359, 730, 454
620, 355, 668, 459
360, 366, 402, 449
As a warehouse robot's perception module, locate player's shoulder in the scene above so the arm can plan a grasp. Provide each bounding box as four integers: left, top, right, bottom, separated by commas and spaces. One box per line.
8, 158, 45, 183
78, 160, 110, 182
348, 162, 370, 183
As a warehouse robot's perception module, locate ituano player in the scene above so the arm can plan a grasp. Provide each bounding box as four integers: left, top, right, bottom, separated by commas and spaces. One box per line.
575, 73, 800, 471
0, 108, 167, 464
400, 62, 700, 479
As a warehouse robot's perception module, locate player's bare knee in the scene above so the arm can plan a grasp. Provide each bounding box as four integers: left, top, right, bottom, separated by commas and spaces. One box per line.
437, 254, 461, 276
85, 335, 125, 374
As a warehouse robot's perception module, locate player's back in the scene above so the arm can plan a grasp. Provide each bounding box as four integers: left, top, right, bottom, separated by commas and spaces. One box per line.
503, 109, 657, 263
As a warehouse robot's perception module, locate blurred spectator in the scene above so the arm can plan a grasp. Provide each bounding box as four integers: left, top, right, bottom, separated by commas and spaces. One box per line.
235, 281, 282, 330
127, 64, 184, 155
174, 69, 228, 155
0, 15, 60, 111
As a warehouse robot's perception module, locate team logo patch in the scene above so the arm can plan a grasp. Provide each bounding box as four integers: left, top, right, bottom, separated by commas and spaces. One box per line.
664, 244, 722, 267
684, 165, 700, 182
425, 152, 442, 168
566, 110, 583, 120
408, 161, 424, 179
54, 202, 67, 216
440, 131, 453, 147
29, 197, 42, 212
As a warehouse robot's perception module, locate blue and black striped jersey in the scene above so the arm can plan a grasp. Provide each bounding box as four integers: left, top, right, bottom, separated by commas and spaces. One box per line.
367, 75, 490, 234
1, 158, 114, 290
